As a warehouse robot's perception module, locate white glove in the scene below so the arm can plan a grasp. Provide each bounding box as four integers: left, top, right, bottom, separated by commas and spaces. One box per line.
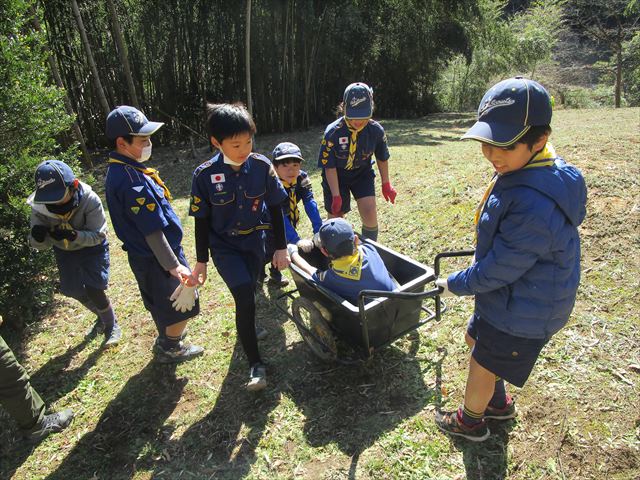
297, 238, 314, 253
287, 243, 299, 256
435, 277, 455, 298
170, 283, 198, 312
312, 232, 322, 248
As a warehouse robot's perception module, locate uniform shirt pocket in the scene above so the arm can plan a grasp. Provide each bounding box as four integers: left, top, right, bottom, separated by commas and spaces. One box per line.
211, 191, 236, 206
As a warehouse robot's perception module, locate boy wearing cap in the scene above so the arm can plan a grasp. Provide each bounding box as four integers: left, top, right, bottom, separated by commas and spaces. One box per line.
317, 82, 397, 242
188, 103, 289, 391
288, 218, 396, 305
264, 142, 325, 287
434, 77, 587, 441
27, 160, 121, 345
104, 105, 203, 363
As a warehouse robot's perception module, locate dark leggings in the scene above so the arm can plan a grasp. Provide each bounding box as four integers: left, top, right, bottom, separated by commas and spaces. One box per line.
230, 283, 260, 366
84, 286, 110, 311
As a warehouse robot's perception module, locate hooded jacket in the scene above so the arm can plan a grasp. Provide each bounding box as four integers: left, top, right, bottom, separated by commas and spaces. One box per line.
448, 158, 587, 339
27, 182, 108, 251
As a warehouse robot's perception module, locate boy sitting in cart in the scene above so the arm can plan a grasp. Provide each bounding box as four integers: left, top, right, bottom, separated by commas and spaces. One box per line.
287, 218, 396, 305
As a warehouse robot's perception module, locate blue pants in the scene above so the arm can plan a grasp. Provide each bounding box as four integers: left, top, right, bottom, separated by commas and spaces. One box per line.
53, 243, 110, 301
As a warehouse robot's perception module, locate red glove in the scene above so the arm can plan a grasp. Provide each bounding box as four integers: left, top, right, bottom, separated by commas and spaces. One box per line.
382, 182, 397, 204
331, 195, 342, 215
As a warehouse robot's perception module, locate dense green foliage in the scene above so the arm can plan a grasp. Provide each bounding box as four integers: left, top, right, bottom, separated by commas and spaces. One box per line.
42, 0, 480, 145
0, 2, 76, 327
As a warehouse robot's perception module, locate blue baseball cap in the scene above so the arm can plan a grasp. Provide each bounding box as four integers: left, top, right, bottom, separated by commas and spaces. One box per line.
272, 142, 304, 163
462, 77, 553, 146
105, 106, 164, 140
343, 82, 374, 120
319, 218, 355, 258
34, 160, 76, 204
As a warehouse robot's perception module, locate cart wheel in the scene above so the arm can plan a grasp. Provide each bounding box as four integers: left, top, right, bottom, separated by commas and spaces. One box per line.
292, 297, 337, 362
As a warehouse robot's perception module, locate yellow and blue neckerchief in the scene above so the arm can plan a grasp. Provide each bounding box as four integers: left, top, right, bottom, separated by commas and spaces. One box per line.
281, 178, 300, 227
329, 247, 363, 280
345, 118, 368, 170
108, 157, 173, 202
474, 142, 557, 244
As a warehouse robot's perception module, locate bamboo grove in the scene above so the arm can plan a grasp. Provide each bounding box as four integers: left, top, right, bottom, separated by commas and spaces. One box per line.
40, 0, 479, 147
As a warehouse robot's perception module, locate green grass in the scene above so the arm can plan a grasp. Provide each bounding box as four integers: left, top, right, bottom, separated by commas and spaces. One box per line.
1, 108, 639, 479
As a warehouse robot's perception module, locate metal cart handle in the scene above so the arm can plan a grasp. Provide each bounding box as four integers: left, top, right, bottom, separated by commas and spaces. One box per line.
434, 250, 476, 277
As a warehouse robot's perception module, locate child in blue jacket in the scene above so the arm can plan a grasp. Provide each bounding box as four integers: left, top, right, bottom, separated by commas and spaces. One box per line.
435, 77, 587, 442
288, 218, 396, 306
264, 142, 325, 287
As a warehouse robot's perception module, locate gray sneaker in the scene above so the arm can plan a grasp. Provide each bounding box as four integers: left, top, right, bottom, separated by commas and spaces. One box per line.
25, 409, 74, 442
153, 341, 204, 364
104, 323, 122, 347
247, 362, 267, 391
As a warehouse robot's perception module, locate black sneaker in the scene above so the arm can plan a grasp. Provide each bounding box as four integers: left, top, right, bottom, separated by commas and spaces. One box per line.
104, 323, 122, 347
153, 341, 204, 364
484, 395, 517, 420
268, 276, 290, 288
255, 324, 268, 340
24, 409, 74, 442
247, 362, 267, 391
435, 409, 490, 442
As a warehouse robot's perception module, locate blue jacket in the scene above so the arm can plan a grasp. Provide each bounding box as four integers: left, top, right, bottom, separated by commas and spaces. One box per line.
448, 158, 587, 339
313, 243, 396, 305
280, 170, 323, 243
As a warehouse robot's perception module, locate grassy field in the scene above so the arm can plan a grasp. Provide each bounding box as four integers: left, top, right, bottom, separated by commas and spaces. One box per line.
1, 108, 638, 480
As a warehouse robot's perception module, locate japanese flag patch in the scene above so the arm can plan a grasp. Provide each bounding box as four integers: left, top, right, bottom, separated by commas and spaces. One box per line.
339, 137, 348, 145
211, 173, 225, 183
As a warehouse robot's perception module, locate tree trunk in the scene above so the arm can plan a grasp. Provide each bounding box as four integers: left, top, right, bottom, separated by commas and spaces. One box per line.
31, 14, 92, 167
245, 0, 252, 114
303, 6, 327, 127
70, 0, 110, 117
615, 24, 623, 108
106, 0, 138, 107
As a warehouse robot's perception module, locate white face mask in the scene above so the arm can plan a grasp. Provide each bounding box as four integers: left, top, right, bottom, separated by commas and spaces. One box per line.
222, 153, 243, 166
140, 144, 153, 162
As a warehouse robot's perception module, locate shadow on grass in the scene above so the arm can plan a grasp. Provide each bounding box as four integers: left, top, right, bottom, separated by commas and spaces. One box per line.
285, 333, 444, 477
30, 332, 104, 406
44, 362, 186, 480
0, 331, 104, 479
449, 419, 516, 480
150, 289, 289, 479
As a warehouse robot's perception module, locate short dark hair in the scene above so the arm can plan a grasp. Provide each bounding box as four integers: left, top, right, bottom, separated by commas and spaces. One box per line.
110, 134, 134, 149
516, 125, 552, 150
273, 157, 302, 167
205, 103, 256, 142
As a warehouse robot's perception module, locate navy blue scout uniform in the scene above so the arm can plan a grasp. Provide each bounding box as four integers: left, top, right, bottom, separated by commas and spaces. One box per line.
318, 117, 390, 213
189, 152, 287, 288
281, 170, 323, 243
313, 243, 396, 305
105, 152, 199, 328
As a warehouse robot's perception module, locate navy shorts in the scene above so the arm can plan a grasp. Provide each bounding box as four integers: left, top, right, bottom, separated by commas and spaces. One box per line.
211, 237, 265, 290
127, 246, 199, 329
467, 314, 548, 388
322, 167, 376, 214
53, 243, 110, 300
